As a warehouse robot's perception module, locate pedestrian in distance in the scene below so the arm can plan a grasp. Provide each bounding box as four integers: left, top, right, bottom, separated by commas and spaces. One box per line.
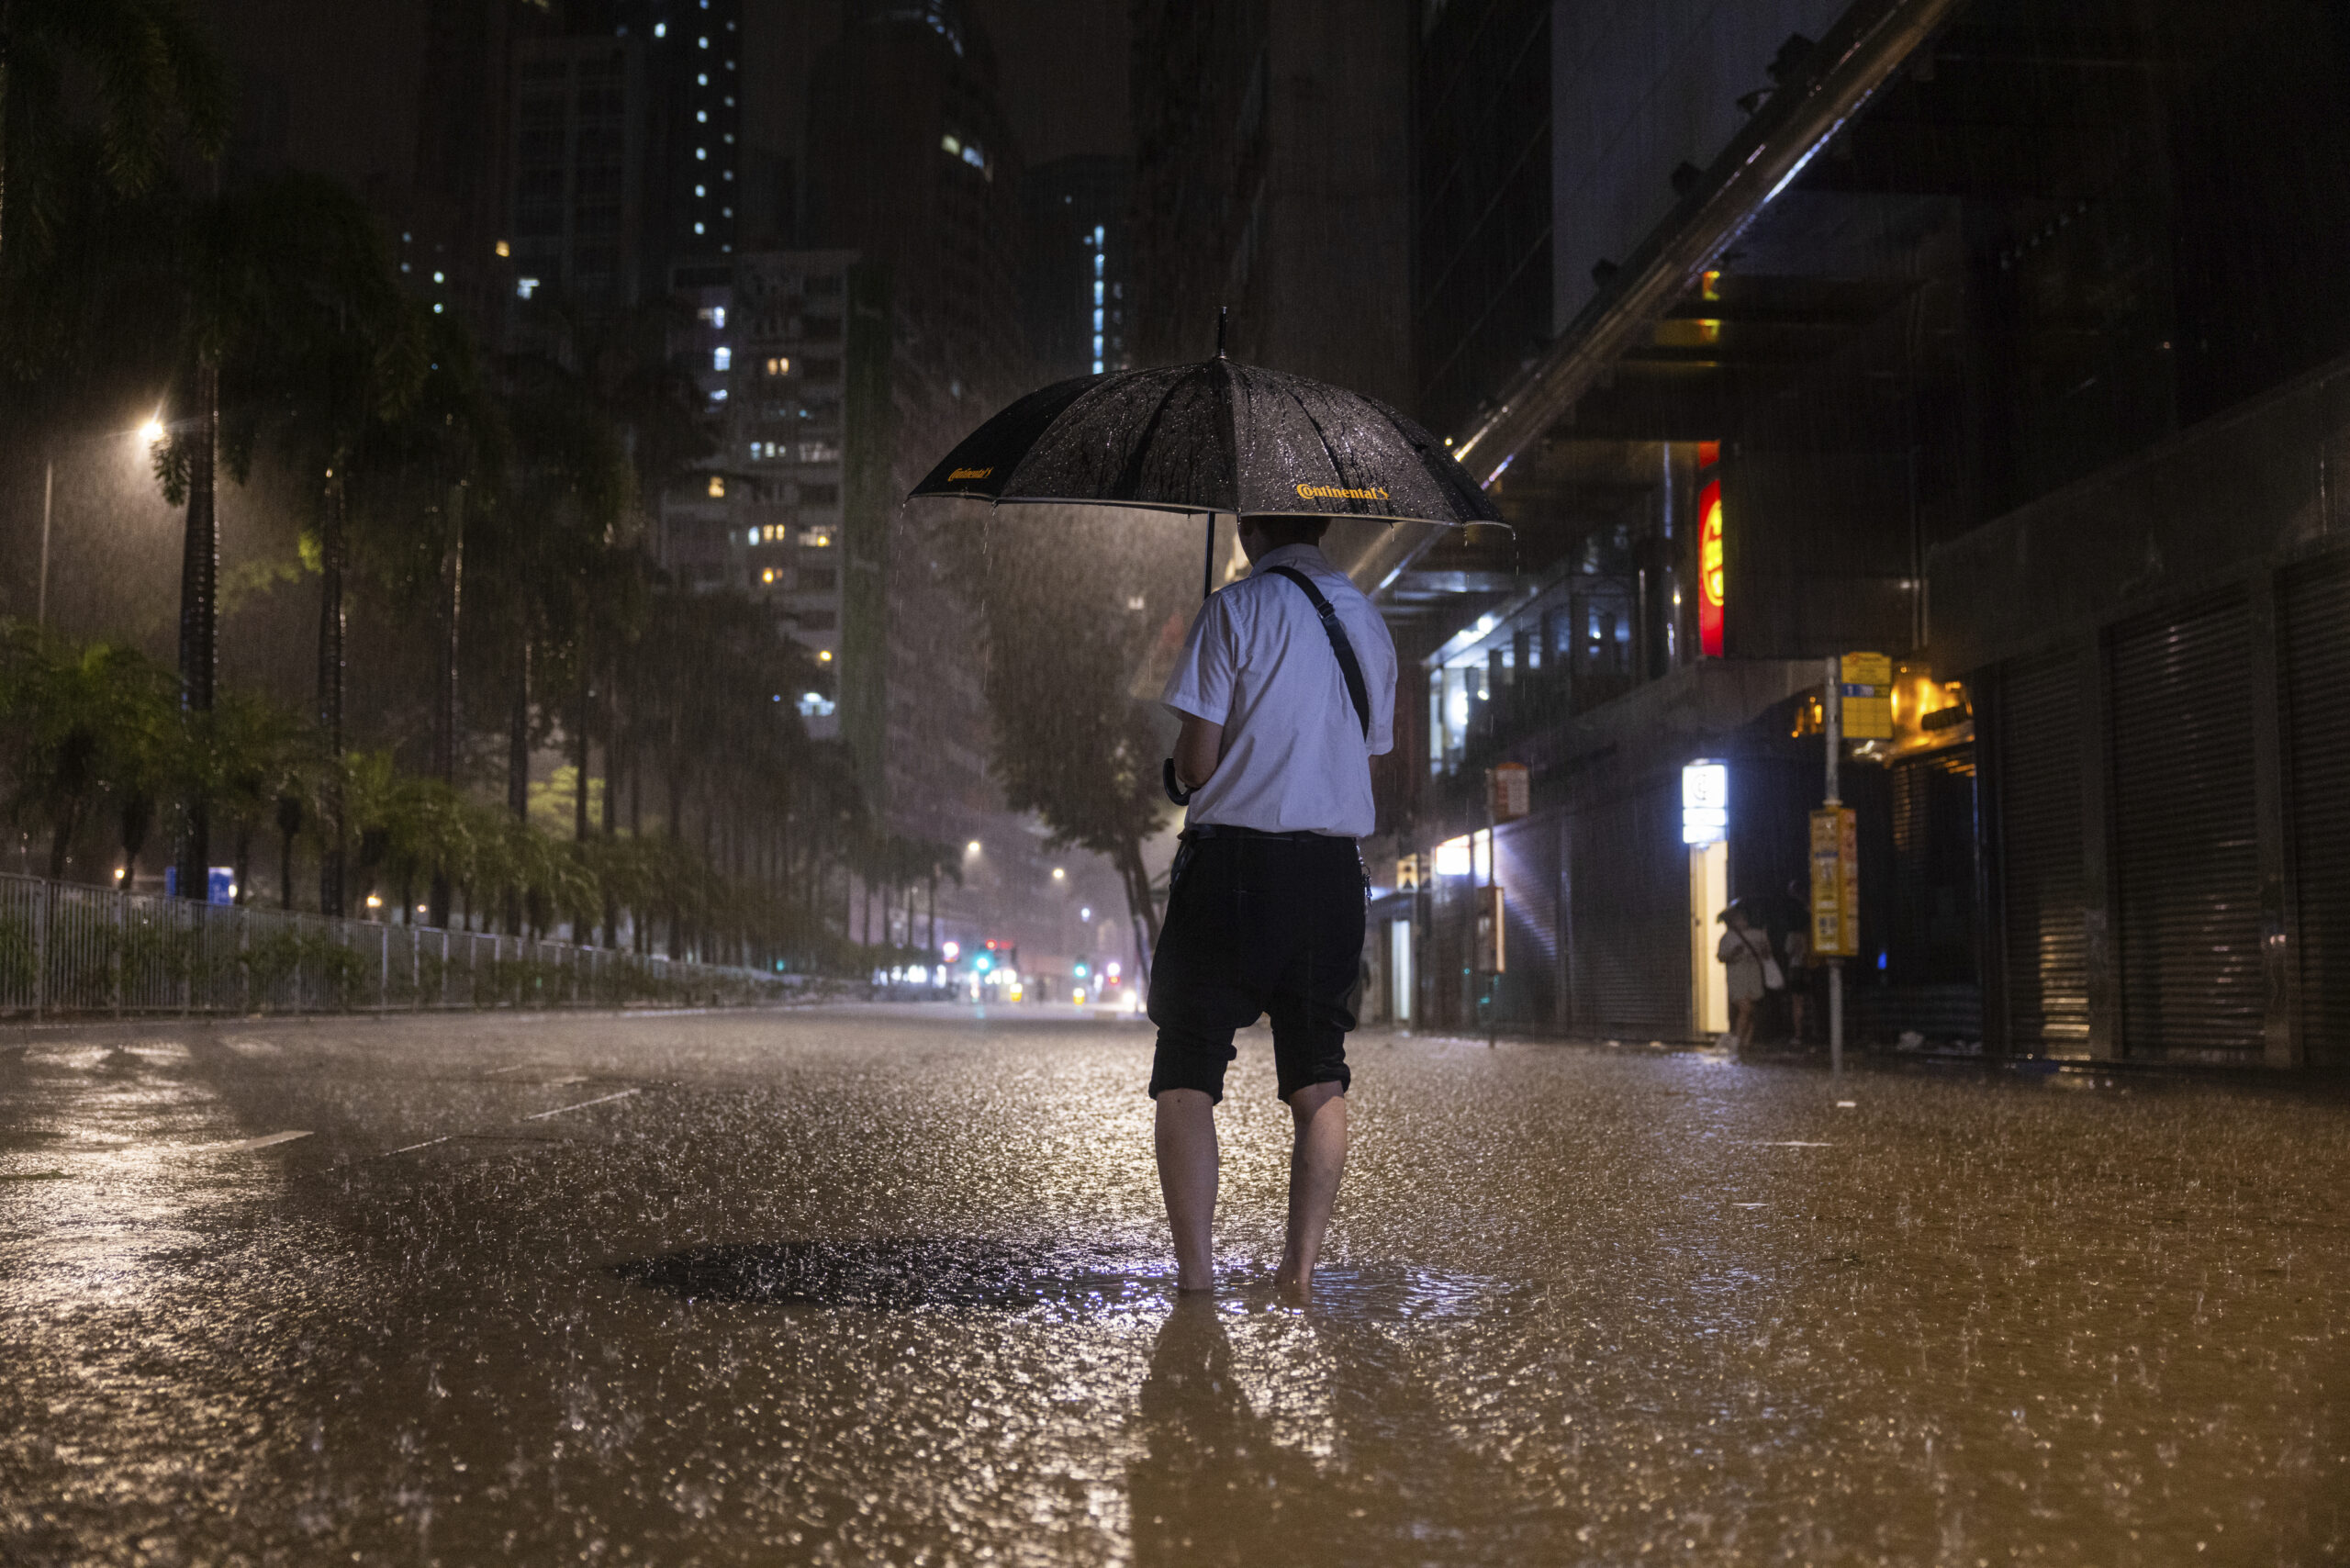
1150, 512, 1397, 1297
1718, 900, 1784, 1052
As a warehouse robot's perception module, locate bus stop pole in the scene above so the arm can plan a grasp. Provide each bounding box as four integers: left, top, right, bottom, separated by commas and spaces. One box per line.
1824, 655, 1844, 1078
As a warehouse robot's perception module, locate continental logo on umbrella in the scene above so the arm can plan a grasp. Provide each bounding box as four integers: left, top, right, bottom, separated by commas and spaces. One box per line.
1295, 483, 1390, 502
949, 465, 993, 483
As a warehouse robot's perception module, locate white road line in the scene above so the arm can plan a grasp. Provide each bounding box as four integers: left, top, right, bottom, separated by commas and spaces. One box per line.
524, 1089, 640, 1121
1744, 1140, 1834, 1148
387, 1136, 452, 1156
194, 1130, 313, 1154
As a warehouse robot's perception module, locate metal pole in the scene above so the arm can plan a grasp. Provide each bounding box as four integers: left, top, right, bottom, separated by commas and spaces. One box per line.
1201, 513, 1215, 601
1824, 655, 1843, 1078
37, 458, 52, 627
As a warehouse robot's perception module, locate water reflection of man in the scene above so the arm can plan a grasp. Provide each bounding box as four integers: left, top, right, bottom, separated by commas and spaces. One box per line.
1128, 1297, 1335, 1565
1150, 514, 1397, 1295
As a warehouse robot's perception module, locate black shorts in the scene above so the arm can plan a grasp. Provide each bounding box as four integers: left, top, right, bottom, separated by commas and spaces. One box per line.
1147, 832, 1366, 1104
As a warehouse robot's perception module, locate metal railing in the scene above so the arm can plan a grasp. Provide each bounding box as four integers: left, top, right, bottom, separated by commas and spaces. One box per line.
0, 872, 791, 1019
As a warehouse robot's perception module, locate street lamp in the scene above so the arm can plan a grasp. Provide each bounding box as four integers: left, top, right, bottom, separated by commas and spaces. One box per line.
37, 411, 168, 628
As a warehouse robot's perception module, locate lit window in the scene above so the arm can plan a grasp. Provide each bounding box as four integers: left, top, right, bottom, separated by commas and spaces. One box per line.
495, 240, 510, 258
761, 567, 777, 584
697, 110, 708, 124
1093, 282, 1103, 305
721, 207, 732, 218
654, 20, 666, 36
1093, 254, 1104, 277
713, 346, 731, 371
518, 277, 538, 298
432, 271, 445, 283
803, 527, 834, 548
696, 147, 707, 161
400, 263, 411, 274
796, 692, 836, 718
698, 73, 709, 85
695, 184, 707, 197
941, 134, 961, 156
432, 303, 442, 313
818, 649, 833, 663
694, 222, 705, 234
745, 527, 759, 544
1093, 224, 1106, 244
708, 476, 726, 498
962, 144, 984, 168
698, 35, 709, 47
1434, 836, 1472, 878
1092, 360, 1104, 374
710, 387, 727, 402
1093, 308, 1104, 330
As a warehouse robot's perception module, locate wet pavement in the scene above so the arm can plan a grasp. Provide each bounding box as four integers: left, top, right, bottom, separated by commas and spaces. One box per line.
3, 1006, 2345, 1565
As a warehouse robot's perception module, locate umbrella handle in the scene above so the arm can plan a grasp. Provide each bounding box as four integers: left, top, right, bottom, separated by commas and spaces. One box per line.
1201, 513, 1214, 601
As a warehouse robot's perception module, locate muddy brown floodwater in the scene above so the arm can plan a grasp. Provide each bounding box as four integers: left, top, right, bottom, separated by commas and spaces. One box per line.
2, 1006, 2345, 1563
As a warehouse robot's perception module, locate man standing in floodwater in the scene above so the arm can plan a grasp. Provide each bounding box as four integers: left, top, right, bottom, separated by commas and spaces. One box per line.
1150, 513, 1397, 1294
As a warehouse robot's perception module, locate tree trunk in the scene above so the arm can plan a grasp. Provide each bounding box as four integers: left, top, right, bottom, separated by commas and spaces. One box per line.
600, 691, 618, 947
316, 462, 348, 916
507, 636, 530, 935
1116, 836, 1158, 989
429, 487, 464, 927
177, 356, 220, 900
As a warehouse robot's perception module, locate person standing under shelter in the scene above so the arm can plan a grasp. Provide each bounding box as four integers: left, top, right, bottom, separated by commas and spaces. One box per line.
1150, 513, 1397, 1296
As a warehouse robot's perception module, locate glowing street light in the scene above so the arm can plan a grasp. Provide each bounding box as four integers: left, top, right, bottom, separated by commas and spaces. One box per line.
1051, 867, 1066, 880
966, 840, 982, 856
139, 415, 165, 445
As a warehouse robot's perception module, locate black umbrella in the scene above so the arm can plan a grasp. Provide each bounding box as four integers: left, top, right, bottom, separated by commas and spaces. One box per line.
910, 312, 1503, 598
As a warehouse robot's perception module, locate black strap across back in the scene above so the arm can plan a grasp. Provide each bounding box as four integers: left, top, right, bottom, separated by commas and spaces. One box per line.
1263, 566, 1371, 739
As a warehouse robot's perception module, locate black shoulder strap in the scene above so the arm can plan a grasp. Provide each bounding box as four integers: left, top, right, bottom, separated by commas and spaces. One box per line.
1264, 566, 1371, 739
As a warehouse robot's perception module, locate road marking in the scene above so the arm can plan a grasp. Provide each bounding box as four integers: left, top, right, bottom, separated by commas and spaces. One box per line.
524, 1089, 640, 1121
1743, 1140, 1833, 1148
387, 1137, 452, 1156
482, 1064, 539, 1077
1734, 1202, 1768, 1208
194, 1130, 313, 1154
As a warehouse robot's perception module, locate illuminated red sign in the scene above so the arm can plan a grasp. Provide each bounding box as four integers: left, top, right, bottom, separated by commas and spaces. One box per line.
1698, 477, 1725, 657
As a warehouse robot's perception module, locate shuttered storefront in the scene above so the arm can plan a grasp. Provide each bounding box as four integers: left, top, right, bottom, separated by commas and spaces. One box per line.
1881, 746, 1981, 1041
2108, 590, 2264, 1057
1996, 649, 2091, 1050
1494, 814, 1562, 1031
2280, 551, 2350, 1068
1565, 779, 1687, 1038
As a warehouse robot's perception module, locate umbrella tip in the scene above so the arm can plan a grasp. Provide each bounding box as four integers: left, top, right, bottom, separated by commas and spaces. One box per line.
1215, 305, 1228, 359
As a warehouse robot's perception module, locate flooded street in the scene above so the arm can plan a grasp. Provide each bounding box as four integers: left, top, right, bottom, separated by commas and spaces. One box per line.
3, 1007, 2345, 1564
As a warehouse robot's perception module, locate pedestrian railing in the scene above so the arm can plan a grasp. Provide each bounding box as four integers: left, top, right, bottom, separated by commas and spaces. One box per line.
0, 871, 790, 1019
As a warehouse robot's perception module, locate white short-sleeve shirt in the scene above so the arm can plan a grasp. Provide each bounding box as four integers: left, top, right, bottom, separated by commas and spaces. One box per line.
1160, 542, 1397, 838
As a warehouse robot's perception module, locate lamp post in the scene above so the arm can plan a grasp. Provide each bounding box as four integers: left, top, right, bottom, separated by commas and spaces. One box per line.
33, 416, 166, 629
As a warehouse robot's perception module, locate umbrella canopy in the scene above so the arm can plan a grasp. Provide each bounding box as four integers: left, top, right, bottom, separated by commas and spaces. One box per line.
909, 353, 1504, 529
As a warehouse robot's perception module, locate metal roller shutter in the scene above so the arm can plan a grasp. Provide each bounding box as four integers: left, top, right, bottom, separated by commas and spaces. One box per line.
1997, 650, 2090, 1048
2280, 550, 2350, 1068
1565, 780, 1686, 1037
2108, 590, 2263, 1057
1494, 814, 1562, 1031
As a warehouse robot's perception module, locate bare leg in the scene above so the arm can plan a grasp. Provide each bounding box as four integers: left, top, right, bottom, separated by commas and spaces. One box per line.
1154, 1089, 1218, 1292
1273, 1081, 1347, 1294
1731, 999, 1755, 1051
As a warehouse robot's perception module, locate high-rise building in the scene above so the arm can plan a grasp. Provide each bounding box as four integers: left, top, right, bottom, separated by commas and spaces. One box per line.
505, 0, 743, 310
1021, 154, 1133, 382
796, 0, 1120, 974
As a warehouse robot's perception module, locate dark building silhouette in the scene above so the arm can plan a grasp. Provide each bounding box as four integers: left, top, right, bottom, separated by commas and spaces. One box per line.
1128, 0, 1411, 407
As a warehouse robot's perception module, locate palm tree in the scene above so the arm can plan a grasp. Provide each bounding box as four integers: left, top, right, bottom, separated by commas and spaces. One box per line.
0, 0, 229, 267
0, 626, 175, 881
151, 171, 423, 906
